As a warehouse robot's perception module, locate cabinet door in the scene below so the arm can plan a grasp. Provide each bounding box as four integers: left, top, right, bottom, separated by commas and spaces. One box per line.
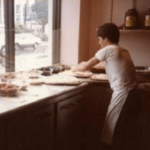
0, 118, 6, 150
85, 85, 112, 129
56, 93, 85, 150
84, 85, 112, 150
138, 90, 150, 150
7, 104, 54, 150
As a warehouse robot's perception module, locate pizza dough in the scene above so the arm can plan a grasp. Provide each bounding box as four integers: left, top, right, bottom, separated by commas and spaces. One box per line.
44, 75, 82, 85
29, 79, 44, 85
60, 70, 92, 78
91, 73, 108, 80
28, 75, 40, 79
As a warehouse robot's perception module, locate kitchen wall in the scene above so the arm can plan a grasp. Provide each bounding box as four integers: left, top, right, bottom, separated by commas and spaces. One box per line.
60, 0, 81, 65
79, 0, 150, 67
60, 0, 150, 67
120, 30, 150, 67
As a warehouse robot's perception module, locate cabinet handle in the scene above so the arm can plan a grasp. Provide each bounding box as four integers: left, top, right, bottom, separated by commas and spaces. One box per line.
76, 99, 83, 104
37, 112, 52, 121
60, 98, 83, 111
60, 102, 76, 110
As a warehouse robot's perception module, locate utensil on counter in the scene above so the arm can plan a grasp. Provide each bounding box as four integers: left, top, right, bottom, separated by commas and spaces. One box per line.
39, 66, 63, 75
38, 64, 71, 76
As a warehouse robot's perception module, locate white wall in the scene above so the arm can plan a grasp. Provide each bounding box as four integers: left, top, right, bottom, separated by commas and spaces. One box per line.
60, 0, 81, 65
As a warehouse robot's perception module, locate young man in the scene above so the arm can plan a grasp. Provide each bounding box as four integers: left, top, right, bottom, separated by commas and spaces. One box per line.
71, 23, 138, 149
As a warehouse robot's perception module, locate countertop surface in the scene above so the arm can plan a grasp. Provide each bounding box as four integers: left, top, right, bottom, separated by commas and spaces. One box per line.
0, 82, 89, 115
0, 73, 149, 116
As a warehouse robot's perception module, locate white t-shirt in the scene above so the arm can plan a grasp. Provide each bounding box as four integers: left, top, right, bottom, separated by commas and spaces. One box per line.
95, 45, 136, 91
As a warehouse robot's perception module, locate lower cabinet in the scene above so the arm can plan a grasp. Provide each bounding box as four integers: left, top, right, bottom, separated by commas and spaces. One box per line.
3, 84, 150, 150
55, 93, 86, 150
0, 117, 7, 150
83, 84, 112, 150
55, 84, 112, 150
0, 84, 116, 150
138, 90, 150, 150
7, 104, 54, 150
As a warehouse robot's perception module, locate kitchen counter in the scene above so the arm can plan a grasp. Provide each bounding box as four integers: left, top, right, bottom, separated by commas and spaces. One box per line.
0, 74, 149, 116
0, 82, 89, 115
0, 73, 150, 116
0, 73, 150, 150
0, 79, 90, 150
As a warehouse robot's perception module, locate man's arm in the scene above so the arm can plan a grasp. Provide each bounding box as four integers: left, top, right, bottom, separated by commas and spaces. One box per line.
92, 61, 105, 70
71, 57, 100, 72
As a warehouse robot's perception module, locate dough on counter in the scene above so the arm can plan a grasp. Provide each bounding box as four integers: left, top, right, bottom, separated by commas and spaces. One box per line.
44, 75, 82, 85
28, 75, 40, 79
29, 79, 44, 85
91, 73, 108, 80
60, 70, 92, 78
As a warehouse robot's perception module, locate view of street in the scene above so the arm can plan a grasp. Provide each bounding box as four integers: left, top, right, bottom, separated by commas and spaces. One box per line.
0, 42, 49, 72
0, 0, 52, 73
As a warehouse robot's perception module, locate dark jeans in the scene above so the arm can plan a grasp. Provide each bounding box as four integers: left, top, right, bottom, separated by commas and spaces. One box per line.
100, 142, 113, 150
112, 88, 142, 150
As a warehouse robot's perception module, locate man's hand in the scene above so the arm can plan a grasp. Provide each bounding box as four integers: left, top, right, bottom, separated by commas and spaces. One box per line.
71, 57, 100, 72
71, 64, 86, 72
92, 61, 105, 70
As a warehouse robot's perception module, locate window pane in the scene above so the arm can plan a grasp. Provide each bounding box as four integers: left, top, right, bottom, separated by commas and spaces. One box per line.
14, 0, 52, 71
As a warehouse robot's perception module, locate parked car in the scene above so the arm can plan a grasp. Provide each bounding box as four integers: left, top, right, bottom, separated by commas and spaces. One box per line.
0, 33, 42, 57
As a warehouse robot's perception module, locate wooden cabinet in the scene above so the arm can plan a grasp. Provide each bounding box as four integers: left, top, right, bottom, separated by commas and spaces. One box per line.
55, 93, 86, 150
84, 84, 112, 150
138, 90, 150, 150
85, 84, 112, 132
7, 104, 54, 150
0, 83, 115, 150
53, 84, 112, 150
2, 82, 150, 150
0, 116, 7, 150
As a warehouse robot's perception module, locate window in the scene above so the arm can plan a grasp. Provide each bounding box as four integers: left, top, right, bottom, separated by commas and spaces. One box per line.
16, 15, 20, 22
16, 4, 20, 13
0, 0, 60, 72
15, 0, 53, 71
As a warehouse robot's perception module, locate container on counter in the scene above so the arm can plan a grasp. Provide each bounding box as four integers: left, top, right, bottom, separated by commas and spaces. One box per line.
124, 8, 139, 29
144, 7, 150, 29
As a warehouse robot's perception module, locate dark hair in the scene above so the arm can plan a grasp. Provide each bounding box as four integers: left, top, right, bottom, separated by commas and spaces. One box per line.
97, 23, 120, 44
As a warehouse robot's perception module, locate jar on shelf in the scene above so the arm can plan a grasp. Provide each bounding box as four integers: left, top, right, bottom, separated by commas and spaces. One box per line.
124, 8, 139, 29
144, 7, 150, 29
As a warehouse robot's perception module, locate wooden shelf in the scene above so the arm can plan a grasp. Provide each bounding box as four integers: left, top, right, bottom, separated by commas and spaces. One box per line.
120, 29, 150, 33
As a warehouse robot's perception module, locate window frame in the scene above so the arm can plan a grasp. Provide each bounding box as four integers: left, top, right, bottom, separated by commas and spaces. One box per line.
4, 0, 15, 72
4, 0, 61, 72
52, 0, 61, 64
